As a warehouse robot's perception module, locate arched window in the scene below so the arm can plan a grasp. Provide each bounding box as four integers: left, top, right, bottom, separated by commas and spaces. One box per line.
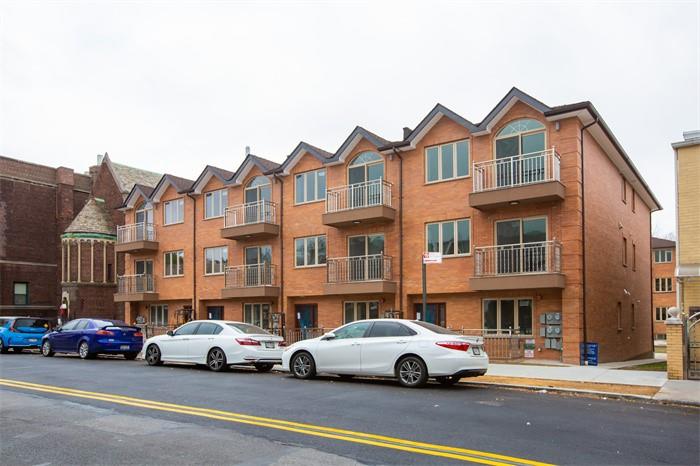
135, 201, 153, 225
348, 151, 384, 185
495, 118, 546, 159
245, 176, 271, 204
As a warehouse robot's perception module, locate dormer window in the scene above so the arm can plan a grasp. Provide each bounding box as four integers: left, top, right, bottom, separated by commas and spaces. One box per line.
495, 118, 546, 159
245, 176, 271, 204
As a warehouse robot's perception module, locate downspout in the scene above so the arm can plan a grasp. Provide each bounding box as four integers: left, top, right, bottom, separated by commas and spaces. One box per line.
187, 192, 197, 321
580, 117, 598, 346
273, 173, 284, 331
391, 147, 404, 315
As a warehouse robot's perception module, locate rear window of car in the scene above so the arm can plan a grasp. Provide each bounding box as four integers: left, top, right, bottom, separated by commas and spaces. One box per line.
92, 320, 129, 328
412, 321, 458, 335
196, 323, 223, 335
226, 323, 270, 335
13, 318, 50, 331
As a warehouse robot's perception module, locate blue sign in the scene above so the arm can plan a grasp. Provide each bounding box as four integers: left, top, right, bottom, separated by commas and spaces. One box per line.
580, 342, 599, 366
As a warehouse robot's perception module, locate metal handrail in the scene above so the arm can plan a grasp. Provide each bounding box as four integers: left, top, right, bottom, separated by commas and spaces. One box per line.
326, 254, 392, 283
224, 200, 277, 227
117, 274, 155, 293
472, 148, 560, 192
326, 179, 392, 213
474, 240, 562, 276
224, 263, 277, 288
117, 223, 155, 243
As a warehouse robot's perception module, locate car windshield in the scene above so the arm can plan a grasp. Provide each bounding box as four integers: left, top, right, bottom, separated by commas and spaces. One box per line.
92, 320, 130, 328
13, 318, 51, 333
412, 321, 458, 335
226, 323, 270, 335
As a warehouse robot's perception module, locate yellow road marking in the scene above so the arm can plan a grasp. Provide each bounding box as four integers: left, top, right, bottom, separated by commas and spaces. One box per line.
0, 378, 554, 466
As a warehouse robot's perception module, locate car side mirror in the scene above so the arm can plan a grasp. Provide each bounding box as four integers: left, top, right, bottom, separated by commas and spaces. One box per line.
321, 332, 336, 341
166, 330, 174, 337
55, 327, 62, 332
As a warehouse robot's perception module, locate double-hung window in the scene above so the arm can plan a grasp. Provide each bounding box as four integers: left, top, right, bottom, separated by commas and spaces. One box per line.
426, 219, 471, 256
150, 304, 168, 326
426, 140, 470, 183
654, 249, 672, 263
655, 277, 673, 292
164, 250, 185, 277
204, 246, 228, 275
13, 282, 28, 305
204, 189, 228, 219
295, 235, 327, 267
295, 169, 326, 204
164, 198, 184, 225
655, 307, 668, 321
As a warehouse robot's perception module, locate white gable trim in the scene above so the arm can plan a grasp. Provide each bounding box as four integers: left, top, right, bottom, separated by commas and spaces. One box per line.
472, 96, 523, 136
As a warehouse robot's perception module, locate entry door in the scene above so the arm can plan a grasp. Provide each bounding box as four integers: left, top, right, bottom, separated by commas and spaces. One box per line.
207, 306, 223, 320
348, 235, 384, 281
348, 160, 384, 208
295, 305, 317, 329
245, 179, 272, 223
135, 206, 154, 240
245, 246, 272, 286
495, 218, 546, 274
134, 260, 154, 292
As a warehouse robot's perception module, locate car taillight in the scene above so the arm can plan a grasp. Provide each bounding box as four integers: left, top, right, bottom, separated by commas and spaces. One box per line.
133, 332, 143, 338
278, 341, 287, 347
236, 337, 261, 346
96, 330, 114, 336
436, 341, 470, 351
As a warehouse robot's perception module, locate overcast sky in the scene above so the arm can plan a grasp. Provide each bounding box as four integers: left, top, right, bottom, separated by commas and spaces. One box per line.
1, 1, 698, 235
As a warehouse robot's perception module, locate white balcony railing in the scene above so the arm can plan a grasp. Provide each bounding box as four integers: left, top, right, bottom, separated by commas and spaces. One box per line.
224, 263, 277, 288
117, 223, 155, 244
224, 200, 277, 228
474, 240, 562, 276
472, 148, 560, 193
327, 254, 392, 283
117, 274, 155, 293
326, 179, 392, 213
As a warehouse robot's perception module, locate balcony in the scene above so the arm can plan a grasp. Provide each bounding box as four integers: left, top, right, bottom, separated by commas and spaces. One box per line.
114, 274, 158, 302
470, 149, 565, 210
221, 263, 280, 298
220, 200, 280, 240
322, 179, 395, 227
324, 254, 396, 295
115, 223, 158, 253
470, 240, 565, 290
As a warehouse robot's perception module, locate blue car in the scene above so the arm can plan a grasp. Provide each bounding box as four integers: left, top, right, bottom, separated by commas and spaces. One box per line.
0, 317, 52, 353
41, 318, 144, 360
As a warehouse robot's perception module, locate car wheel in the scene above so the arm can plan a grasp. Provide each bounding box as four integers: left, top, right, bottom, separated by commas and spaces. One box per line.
78, 341, 94, 360
291, 352, 316, 380
123, 352, 138, 360
435, 375, 460, 386
207, 348, 227, 372
0, 339, 7, 354
41, 340, 55, 357
397, 356, 428, 388
145, 344, 162, 366
254, 363, 274, 372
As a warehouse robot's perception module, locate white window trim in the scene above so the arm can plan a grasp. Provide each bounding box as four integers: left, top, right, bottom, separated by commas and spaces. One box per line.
655, 307, 668, 322
294, 235, 327, 268
204, 246, 228, 276
243, 302, 272, 327
163, 198, 185, 226
654, 249, 673, 263
425, 139, 471, 184
163, 250, 185, 277
493, 119, 547, 159
482, 297, 534, 336
425, 218, 472, 257
343, 300, 380, 324
654, 277, 673, 293
149, 304, 168, 326
294, 169, 327, 205
204, 189, 228, 220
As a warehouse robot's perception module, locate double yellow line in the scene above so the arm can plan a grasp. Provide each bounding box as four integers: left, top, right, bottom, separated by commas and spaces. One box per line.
0, 378, 552, 466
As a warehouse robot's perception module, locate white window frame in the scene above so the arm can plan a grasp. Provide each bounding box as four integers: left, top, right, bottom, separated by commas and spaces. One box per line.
204, 246, 228, 275
343, 301, 380, 324
425, 139, 470, 184
295, 169, 327, 205
655, 307, 668, 322
655, 277, 673, 292
204, 189, 228, 219
243, 303, 271, 329
654, 249, 672, 263
163, 198, 185, 225
482, 298, 534, 335
149, 304, 168, 326
164, 250, 185, 277
294, 235, 327, 268
425, 218, 471, 257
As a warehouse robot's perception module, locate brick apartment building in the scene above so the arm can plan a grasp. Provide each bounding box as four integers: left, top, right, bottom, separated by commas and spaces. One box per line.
651, 237, 675, 341
0, 154, 160, 320
115, 88, 660, 363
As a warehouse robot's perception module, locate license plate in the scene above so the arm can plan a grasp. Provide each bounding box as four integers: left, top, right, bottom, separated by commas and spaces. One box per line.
473, 347, 481, 355
120, 345, 130, 350
264, 342, 275, 349
28, 339, 37, 343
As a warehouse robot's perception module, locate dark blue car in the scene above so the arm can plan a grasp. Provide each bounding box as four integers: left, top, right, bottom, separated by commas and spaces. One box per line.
41, 318, 144, 360
0, 317, 52, 353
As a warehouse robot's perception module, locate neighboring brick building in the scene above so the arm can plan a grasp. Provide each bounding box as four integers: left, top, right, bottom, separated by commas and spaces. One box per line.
0, 153, 160, 320
116, 88, 660, 363
651, 237, 676, 341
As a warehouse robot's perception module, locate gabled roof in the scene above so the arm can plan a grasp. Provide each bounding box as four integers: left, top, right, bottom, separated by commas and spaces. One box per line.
150, 174, 195, 202
120, 184, 155, 210
277, 141, 334, 175
100, 153, 162, 195
62, 198, 116, 239
228, 154, 281, 185
325, 126, 391, 165
652, 237, 676, 249
190, 165, 235, 194
473, 87, 550, 134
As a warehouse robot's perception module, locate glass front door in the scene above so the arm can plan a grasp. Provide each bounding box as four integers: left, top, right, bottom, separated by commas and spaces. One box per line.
245, 246, 272, 286
348, 235, 384, 281
348, 153, 384, 208
495, 218, 547, 274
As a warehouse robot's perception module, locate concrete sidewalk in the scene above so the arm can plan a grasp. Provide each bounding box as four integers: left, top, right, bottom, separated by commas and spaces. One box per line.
487, 362, 667, 387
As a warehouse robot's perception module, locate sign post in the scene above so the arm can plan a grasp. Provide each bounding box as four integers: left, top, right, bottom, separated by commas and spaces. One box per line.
421, 252, 442, 321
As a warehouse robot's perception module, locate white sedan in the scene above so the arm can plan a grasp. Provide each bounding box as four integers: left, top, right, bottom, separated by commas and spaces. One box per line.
143, 320, 284, 372
282, 319, 488, 388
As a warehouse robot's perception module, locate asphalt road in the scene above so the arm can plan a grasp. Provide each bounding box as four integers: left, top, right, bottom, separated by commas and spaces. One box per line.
1, 352, 698, 466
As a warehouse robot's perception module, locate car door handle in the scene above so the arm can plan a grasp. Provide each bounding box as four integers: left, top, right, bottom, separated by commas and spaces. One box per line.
396, 341, 407, 344
351, 342, 361, 346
